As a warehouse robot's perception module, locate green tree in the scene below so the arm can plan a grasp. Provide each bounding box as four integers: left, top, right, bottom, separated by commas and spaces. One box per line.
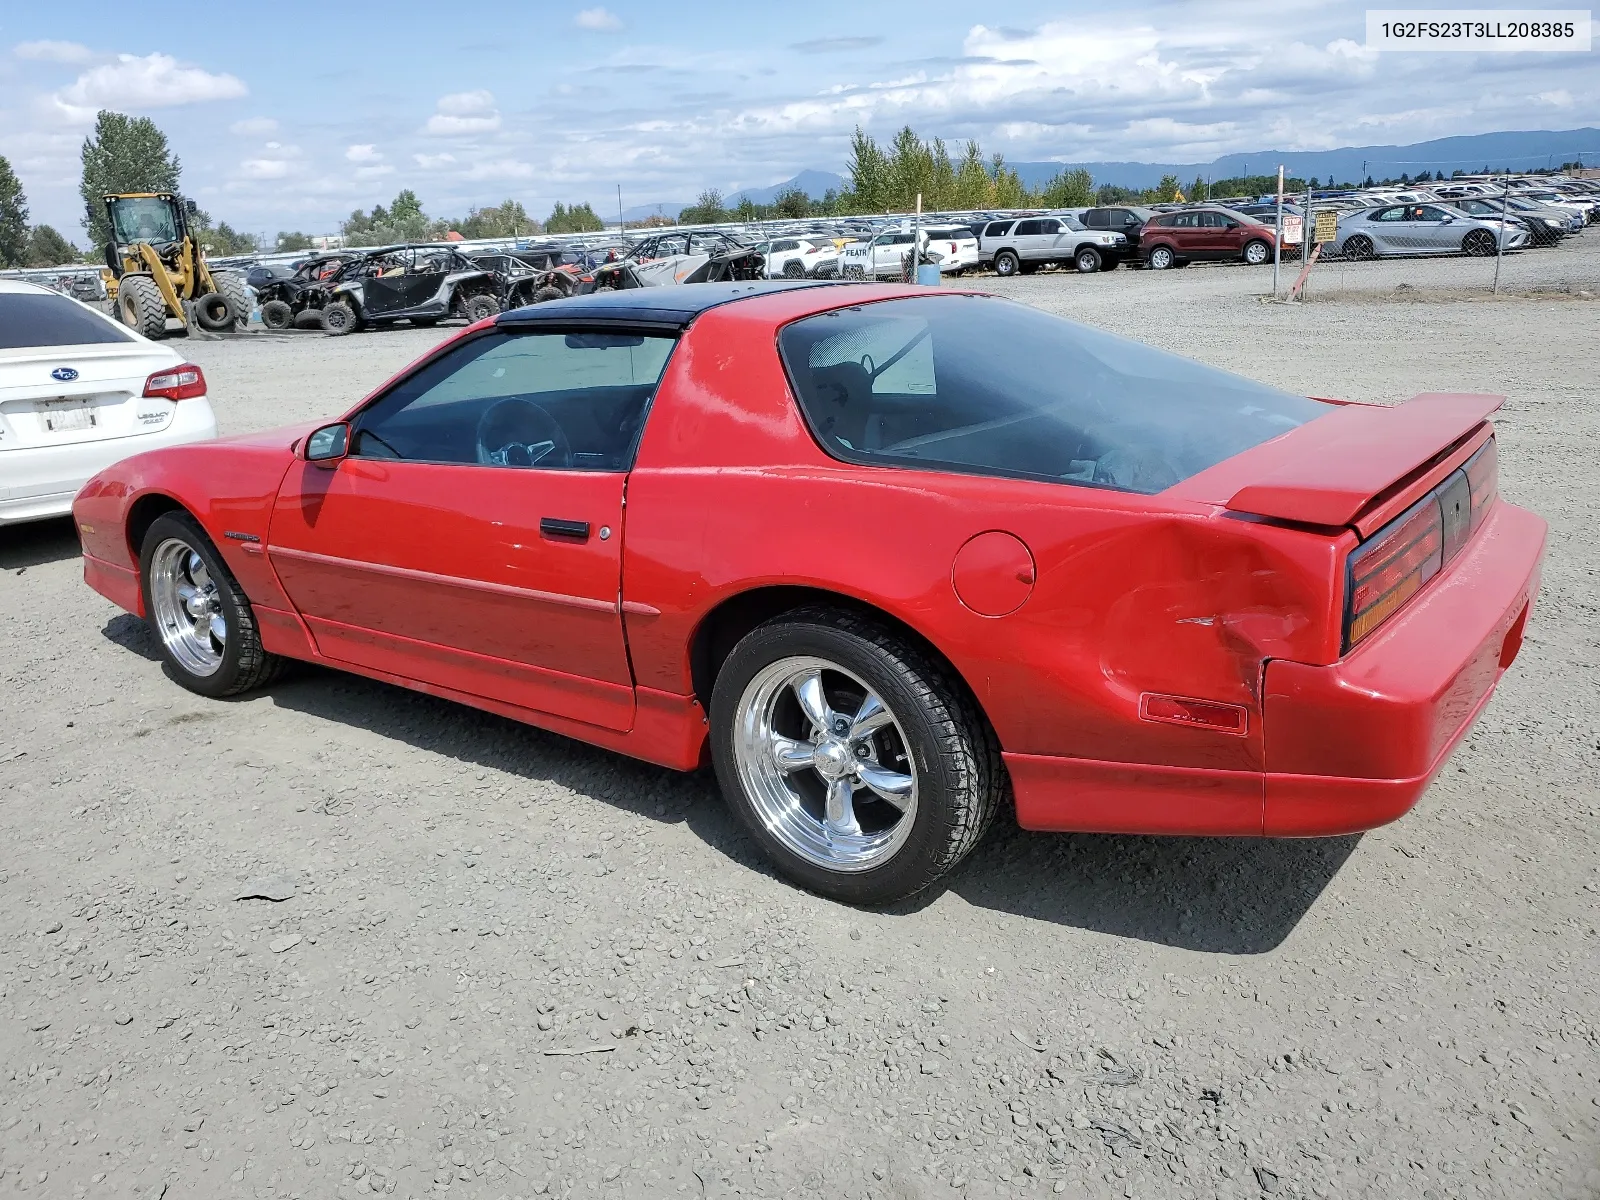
844, 126, 889, 212
773, 187, 810, 219
276, 231, 314, 252
341, 190, 439, 246
187, 209, 258, 255
24, 224, 80, 267
678, 189, 726, 225
1188, 175, 1207, 202
0, 154, 28, 268
1037, 167, 1094, 210
450, 199, 539, 239
79, 110, 181, 249
545, 202, 604, 234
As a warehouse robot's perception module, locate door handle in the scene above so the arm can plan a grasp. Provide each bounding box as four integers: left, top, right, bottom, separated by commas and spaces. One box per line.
540, 517, 590, 541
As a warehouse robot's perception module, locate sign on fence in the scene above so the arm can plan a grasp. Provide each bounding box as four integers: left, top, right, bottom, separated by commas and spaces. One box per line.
1314, 210, 1338, 244
1281, 215, 1303, 245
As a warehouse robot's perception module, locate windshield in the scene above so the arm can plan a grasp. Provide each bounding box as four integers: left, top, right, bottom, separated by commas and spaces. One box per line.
0, 291, 133, 349
109, 197, 181, 245
778, 295, 1327, 494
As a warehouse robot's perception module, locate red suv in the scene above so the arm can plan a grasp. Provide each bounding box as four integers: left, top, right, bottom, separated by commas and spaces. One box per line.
1140, 207, 1277, 270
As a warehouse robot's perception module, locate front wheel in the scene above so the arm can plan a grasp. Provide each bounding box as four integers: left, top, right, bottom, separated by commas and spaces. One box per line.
322, 300, 358, 335
782, 260, 806, 279
139, 512, 283, 698
1462, 229, 1496, 257
463, 293, 500, 323
1075, 247, 1102, 273
259, 299, 293, 330
710, 608, 1003, 906
1243, 239, 1271, 266
1147, 245, 1174, 270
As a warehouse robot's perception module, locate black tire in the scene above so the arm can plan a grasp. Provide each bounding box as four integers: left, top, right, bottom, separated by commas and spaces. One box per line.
213, 271, 254, 330
1462, 229, 1496, 257
533, 286, 565, 303
993, 250, 1019, 277
193, 292, 234, 332
1146, 245, 1175, 270
782, 260, 806, 279
1075, 247, 1101, 273
260, 299, 293, 330
464, 293, 500, 323
118, 276, 168, 339
294, 308, 326, 330
1242, 239, 1271, 266
709, 607, 1004, 906
322, 300, 358, 335
138, 512, 284, 699
1343, 235, 1375, 261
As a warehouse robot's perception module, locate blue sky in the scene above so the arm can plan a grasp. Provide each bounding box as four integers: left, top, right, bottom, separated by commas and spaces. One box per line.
1, 0, 1595, 240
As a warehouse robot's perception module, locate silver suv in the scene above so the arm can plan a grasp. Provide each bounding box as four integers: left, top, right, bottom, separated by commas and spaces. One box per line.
979, 215, 1128, 276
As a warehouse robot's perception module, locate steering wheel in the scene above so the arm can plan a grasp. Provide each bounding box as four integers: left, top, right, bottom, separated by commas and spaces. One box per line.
475, 398, 571, 469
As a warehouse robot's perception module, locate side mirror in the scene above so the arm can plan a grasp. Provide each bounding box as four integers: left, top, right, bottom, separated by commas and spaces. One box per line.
303, 422, 350, 464
184, 199, 198, 216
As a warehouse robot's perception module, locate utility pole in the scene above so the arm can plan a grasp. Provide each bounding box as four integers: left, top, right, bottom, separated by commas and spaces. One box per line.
617, 184, 624, 235
1493, 175, 1509, 296
1272, 165, 1284, 298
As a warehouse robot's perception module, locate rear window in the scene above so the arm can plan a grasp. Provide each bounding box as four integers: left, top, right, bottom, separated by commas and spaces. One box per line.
0, 291, 132, 349
778, 295, 1327, 494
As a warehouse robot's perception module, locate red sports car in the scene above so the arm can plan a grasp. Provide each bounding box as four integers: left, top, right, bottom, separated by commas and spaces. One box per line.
73, 282, 1545, 904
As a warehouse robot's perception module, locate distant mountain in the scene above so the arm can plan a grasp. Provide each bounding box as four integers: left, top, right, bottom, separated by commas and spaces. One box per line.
620, 169, 845, 222
1009, 128, 1600, 191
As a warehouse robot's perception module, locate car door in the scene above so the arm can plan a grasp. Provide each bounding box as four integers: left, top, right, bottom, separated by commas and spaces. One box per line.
1411, 205, 1458, 252
267, 326, 679, 732
1192, 211, 1231, 258
1367, 205, 1414, 252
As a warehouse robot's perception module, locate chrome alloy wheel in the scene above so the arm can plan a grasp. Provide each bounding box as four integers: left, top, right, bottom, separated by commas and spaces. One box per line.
149, 538, 226, 677
732, 656, 918, 872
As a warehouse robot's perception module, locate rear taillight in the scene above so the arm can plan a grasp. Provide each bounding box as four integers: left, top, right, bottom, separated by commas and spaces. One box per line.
806, 246, 818, 254
1344, 435, 1498, 650
143, 364, 205, 401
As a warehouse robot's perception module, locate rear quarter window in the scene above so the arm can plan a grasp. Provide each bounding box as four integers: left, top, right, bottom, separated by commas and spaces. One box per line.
778, 295, 1328, 494
0, 291, 133, 349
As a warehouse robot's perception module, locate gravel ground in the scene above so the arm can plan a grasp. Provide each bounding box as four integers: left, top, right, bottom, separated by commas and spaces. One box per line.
2, 236, 1597, 1200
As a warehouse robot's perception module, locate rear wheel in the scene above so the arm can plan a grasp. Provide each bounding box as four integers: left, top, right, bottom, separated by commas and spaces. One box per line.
322, 300, 358, 335
213, 271, 254, 330
139, 512, 283, 699
710, 607, 1003, 906
533, 285, 565, 303
1343, 234, 1375, 261
259, 299, 293, 330
118, 276, 168, 339
1075, 247, 1102, 273
993, 250, 1019, 277
1147, 245, 1175, 270
1243, 239, 1271, 266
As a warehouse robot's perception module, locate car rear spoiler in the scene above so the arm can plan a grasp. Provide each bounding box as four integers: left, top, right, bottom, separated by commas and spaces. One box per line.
1225, 392, 1504, 533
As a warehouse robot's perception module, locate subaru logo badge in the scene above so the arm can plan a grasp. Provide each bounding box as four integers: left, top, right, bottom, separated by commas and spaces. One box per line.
51, 367, 79, 382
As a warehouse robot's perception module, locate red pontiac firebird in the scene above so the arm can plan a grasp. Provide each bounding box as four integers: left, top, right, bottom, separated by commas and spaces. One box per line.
73, 282, 1545, 904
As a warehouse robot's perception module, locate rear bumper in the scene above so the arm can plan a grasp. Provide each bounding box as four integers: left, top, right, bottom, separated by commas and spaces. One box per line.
1007, 500, 1545, 838
1260, 500, 1544, 834
0, 403, 216, 525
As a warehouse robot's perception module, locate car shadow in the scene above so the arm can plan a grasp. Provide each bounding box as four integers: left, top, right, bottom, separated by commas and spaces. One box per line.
918, 822, 1361, 954
0, 517, 81, 570
179, 661, 1356, 953
102, 613, 162, 662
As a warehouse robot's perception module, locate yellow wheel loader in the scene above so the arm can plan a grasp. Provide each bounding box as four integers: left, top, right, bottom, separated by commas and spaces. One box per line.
102, 193, 254, 339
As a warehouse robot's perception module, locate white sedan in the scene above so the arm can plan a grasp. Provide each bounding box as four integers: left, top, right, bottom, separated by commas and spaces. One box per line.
0, 279, 217, 525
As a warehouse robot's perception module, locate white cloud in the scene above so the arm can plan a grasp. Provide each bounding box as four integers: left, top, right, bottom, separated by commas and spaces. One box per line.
52, 53, 246, 123
1537, 89, 1573, 108
14, 40, 93, 63
413, 152, 457, 169
345, 143, 381, 163
230, 116, 279, 135
574, 7, 623, 31
354, 164, 396, 180
422, 89, 501, 135
464, 158, 536, 180
236, 142, 303, 181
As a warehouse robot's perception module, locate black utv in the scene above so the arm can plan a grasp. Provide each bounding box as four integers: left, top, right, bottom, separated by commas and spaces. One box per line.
317, 245, 502, 335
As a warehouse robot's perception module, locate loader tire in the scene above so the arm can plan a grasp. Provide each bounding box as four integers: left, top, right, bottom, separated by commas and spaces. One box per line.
118, 276, 168, 340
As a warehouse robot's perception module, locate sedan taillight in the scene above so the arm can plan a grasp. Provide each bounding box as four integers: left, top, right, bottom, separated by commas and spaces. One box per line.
143, 364, 206, 401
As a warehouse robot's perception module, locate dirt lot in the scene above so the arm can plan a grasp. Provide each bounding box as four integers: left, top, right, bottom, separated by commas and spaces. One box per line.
2, 238, 1597, 1200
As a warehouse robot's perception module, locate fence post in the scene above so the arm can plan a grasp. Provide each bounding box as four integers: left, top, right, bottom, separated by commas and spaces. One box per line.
1299, 182, 1313, 301
1492, 176, 1509, 296
1272, 165, 1283, 299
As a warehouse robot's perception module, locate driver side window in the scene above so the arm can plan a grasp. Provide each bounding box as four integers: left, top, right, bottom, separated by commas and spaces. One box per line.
351, 329, 677, 471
